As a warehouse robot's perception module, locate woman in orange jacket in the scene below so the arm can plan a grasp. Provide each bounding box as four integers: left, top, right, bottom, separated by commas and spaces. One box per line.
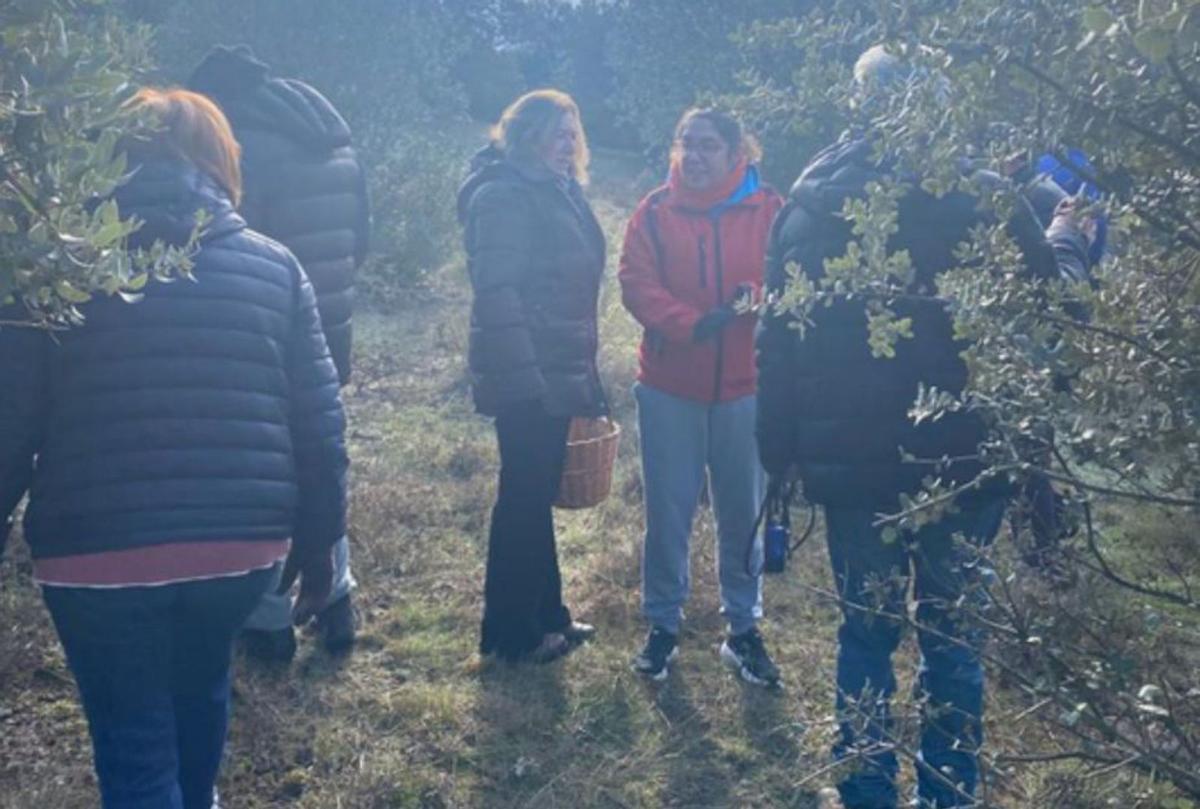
619, 108, 783, 685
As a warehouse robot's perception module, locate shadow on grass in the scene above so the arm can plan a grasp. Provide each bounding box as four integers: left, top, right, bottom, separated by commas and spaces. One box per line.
739, 684, 800, 765
649, 672, 733, 809
472, 659, 569, 808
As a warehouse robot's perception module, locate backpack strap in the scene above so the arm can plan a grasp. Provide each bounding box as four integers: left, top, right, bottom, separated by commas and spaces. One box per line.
640, 187, 674, 353
643, 187, 672, 292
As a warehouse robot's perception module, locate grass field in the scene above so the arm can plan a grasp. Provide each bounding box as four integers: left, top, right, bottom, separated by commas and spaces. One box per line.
0, 151, 1193, 809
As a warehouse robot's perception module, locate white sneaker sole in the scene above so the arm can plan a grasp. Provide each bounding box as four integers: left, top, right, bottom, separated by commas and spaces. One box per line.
720, 641, 780, 688
633, 646, 678, 681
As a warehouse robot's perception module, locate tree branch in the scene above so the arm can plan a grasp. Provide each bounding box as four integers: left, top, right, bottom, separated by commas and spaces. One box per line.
1010, 58, 1200, 168
1168, 55, 1200, 114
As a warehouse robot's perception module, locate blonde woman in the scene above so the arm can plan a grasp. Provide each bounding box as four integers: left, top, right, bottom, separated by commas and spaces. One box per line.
457, 90, 606, 663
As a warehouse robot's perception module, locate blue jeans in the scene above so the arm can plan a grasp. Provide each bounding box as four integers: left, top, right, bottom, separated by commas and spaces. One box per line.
635, 383, 763, 636
243, 535, 354, 630
825, 499, 1006, 809
42, 567, 273, 809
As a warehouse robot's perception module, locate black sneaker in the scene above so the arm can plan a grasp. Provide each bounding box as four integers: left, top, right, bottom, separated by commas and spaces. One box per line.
242, 627, 297, 664
720, 628, 781, 688
632, 627, 677, 681
317, 593, 357, 655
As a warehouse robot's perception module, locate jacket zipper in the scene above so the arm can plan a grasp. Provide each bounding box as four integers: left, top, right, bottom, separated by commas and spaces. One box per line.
711, 217, 725, 403
697, 235, 707, 288
551, 178, 606, 411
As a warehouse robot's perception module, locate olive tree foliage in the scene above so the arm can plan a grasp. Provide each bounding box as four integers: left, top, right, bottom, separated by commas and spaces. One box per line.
0, 0, 192, 328
603, 0, 802, 158
461, 0, 635, 147
735, 0, 1200, 801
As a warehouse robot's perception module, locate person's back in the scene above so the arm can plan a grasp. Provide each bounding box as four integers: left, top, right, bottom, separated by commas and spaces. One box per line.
755, 45, 1089, 809
189, 44, 368, 386
20, 160, 344, 559
189, 46, 368, 658
0, 88, 347, 809
758, 136, 1084, 508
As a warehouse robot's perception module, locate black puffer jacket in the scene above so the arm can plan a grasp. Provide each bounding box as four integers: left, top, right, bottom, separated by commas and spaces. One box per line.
189, 45, 369, 385
457, 147, 608, 417
756, 137, 1089, 510
0, 160, 348, 560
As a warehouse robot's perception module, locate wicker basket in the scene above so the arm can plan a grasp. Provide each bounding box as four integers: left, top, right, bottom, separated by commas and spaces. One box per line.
555, 417, 621, 509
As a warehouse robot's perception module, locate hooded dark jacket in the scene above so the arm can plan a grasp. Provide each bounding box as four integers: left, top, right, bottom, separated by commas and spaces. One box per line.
189, 45, 369, 385
0, 159, 348, 561
756, 137, 1089, 510
457, 146, 607, 417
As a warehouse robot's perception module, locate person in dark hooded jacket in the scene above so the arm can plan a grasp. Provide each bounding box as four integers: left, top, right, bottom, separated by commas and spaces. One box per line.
756, 46, 1091, 808
188, 45, 368, 660
458, 89, 606, 664
0, 88, 346, 809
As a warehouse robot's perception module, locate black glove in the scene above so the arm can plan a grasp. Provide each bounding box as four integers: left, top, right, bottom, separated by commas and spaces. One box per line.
693, 305, 736, 342
278, 544, 334, 626
693, 283, 759, 343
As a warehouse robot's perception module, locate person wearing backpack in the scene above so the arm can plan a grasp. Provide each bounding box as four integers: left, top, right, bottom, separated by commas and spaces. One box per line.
619, 108, 784, 686
189, 45, 369, 661
756, 46, 1091, 808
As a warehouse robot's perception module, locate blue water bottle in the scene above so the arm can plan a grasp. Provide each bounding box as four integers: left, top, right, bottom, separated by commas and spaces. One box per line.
764, 519, 789, 574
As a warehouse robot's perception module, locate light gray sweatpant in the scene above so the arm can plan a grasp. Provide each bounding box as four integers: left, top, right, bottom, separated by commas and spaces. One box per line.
635, 382, 764, 636
242, 535, 355, 631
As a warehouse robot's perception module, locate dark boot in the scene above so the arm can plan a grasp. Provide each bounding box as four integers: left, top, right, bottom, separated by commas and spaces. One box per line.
241, 626, 297, 664
317, 593, 356, 654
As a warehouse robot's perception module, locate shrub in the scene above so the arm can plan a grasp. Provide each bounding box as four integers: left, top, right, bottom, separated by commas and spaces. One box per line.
603, 0, 797, 160
0, 0, 192, 327
746, 0, 1200, 800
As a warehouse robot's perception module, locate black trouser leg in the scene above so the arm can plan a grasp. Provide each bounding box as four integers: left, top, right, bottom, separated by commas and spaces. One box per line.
481, 402, 571, 659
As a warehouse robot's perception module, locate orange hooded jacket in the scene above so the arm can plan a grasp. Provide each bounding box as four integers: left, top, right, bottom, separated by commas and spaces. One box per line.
619, 158, 782, 403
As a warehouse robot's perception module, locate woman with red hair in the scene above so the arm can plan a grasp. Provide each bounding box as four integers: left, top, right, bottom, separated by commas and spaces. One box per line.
0, 88, 348, 808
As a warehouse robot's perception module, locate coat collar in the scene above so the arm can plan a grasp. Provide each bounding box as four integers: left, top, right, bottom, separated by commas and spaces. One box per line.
114, 160, 245, 249
664, 157, 763, 215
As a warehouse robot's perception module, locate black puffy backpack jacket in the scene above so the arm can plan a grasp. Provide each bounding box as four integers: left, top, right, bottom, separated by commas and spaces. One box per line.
756, 137, 1089, 511
0, 160, 348, 560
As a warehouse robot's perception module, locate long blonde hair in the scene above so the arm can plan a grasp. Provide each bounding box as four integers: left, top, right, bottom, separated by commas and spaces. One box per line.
490, 89, 590, 185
